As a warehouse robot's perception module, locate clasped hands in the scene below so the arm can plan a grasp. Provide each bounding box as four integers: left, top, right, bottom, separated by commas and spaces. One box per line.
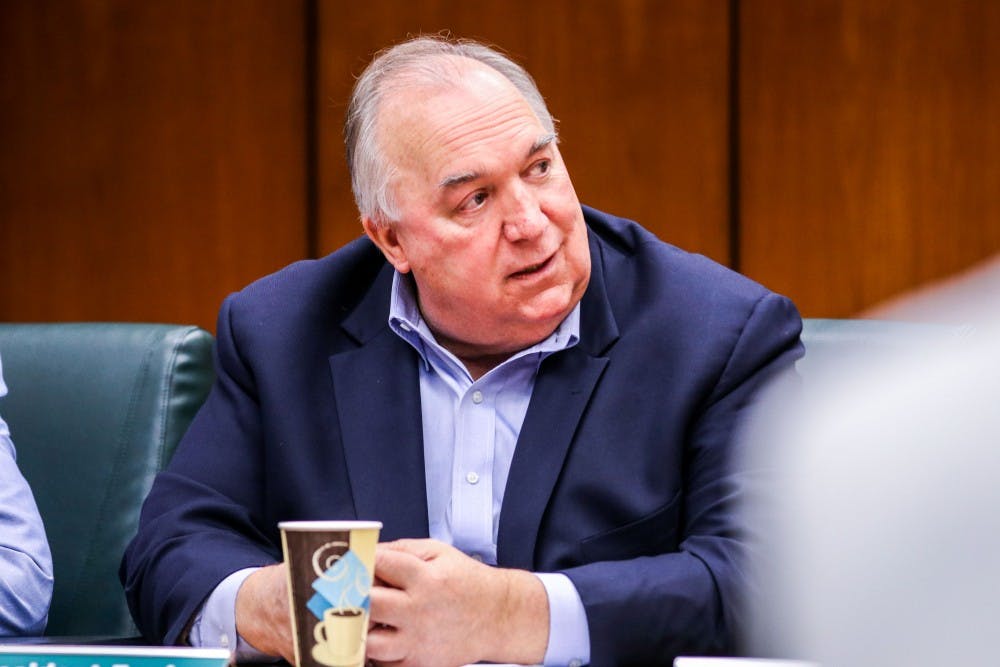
235, 539, 549, 667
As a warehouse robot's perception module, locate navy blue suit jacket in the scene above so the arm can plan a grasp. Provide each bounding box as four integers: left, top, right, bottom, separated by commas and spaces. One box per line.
122, 206, 802, 665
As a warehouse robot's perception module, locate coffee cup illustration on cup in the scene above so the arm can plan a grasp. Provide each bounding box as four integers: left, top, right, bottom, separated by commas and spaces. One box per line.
312, 606, 365, 666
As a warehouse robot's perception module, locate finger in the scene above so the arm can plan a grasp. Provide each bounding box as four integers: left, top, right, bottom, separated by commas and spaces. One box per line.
369, 583, 411, 628
381, 537, 445, 560
365, 622, 408, 664
374, 544, 428, 588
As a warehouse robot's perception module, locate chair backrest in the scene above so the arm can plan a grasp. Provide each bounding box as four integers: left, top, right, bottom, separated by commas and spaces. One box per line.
0, 323, 214, 637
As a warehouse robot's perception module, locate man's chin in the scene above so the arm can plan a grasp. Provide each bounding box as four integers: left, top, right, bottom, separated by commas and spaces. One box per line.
504, 304, 576, 346
518, 285, 582, 325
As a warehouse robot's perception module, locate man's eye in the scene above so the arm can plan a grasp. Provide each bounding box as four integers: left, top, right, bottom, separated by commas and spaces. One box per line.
460, 191, 488, 211
531, 159, 551, 176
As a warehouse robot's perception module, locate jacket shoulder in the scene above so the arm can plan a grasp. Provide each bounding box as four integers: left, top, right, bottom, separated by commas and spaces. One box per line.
583, 205, 778, 311
227, 236, 385, 317
215, 236, 390, 358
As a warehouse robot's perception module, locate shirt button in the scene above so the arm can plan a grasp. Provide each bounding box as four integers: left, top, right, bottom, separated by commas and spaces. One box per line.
471, 390, 484, 404
569, 660, 582, 667
466, 471, 479, 484
399, 322, 412, 332
219, 634, 230, 648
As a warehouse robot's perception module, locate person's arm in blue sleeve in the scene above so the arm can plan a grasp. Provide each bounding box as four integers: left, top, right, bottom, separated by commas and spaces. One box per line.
0, 355, 54, 636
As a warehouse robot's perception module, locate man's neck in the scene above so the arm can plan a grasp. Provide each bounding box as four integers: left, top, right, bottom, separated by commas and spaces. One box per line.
458, 352, 515, 381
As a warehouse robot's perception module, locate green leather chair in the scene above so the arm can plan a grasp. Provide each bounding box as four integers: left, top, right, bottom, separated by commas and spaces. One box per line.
0, 323, 214, 639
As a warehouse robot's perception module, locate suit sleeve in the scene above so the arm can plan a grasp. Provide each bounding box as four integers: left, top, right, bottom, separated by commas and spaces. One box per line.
120, 296, 282, 644
561, 292, 803, 665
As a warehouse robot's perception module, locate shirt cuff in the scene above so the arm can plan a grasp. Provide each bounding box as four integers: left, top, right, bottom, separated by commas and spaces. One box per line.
535, 572, 590, 667
189, 567, 278, 662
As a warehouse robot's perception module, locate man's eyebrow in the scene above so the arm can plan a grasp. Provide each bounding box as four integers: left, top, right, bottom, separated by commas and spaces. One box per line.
439, 170, 479, 189
437, 133, 558, 189
529, 133, 557, 156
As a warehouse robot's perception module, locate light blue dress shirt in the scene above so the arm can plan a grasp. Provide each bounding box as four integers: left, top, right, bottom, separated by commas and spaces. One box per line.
0, 355, 54, 636
388, 272, 589, 667
193, 273, 590, 666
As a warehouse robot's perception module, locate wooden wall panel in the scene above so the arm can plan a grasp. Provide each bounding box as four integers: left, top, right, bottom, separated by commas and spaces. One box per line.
315, 0, 732, 265
740, 0, 1000, 318
0, 0, 308, 332
6, 1, 995, 329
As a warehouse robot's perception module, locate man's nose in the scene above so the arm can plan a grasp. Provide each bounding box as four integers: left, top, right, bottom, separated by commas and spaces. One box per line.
501, 186, 547, 242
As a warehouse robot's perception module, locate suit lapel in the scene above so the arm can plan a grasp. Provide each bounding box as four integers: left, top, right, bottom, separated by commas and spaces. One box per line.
329, 265, 429, 542
496, 349, 608, 568
497, 231, 619, 568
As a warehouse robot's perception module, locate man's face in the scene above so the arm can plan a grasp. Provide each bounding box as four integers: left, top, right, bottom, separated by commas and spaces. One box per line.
365, 62, 591, 367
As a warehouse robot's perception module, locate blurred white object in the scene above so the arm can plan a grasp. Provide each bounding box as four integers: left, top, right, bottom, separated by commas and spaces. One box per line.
864, 253, 1000, 325
744, 311, 1000, 666
675, 659, 817, 667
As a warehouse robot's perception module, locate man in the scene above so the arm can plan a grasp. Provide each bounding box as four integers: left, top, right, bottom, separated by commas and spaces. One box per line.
1, 354, 54, 636
122, 36, 803, 666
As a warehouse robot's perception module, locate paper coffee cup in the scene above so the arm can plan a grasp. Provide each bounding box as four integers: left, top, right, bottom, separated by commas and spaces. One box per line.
280, 520, 382, 667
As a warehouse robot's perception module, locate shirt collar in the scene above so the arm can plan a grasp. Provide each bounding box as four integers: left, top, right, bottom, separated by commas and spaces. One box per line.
387, 270, 580, 376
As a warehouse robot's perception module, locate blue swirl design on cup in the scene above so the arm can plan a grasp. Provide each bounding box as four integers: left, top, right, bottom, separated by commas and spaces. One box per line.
306, 549, 371, 619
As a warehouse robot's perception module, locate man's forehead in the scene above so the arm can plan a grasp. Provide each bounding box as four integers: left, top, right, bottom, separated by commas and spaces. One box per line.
437, 133, 557, 189
379, 56, 532, 133
381, 56, 506, 108
382, 78, 548, 178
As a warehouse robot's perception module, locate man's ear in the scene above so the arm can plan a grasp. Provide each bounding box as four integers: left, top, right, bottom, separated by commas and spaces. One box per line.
362, 216, 411, 274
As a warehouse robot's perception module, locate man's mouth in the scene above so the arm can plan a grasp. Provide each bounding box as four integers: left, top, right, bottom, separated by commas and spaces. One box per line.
509, 253, 554, 279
